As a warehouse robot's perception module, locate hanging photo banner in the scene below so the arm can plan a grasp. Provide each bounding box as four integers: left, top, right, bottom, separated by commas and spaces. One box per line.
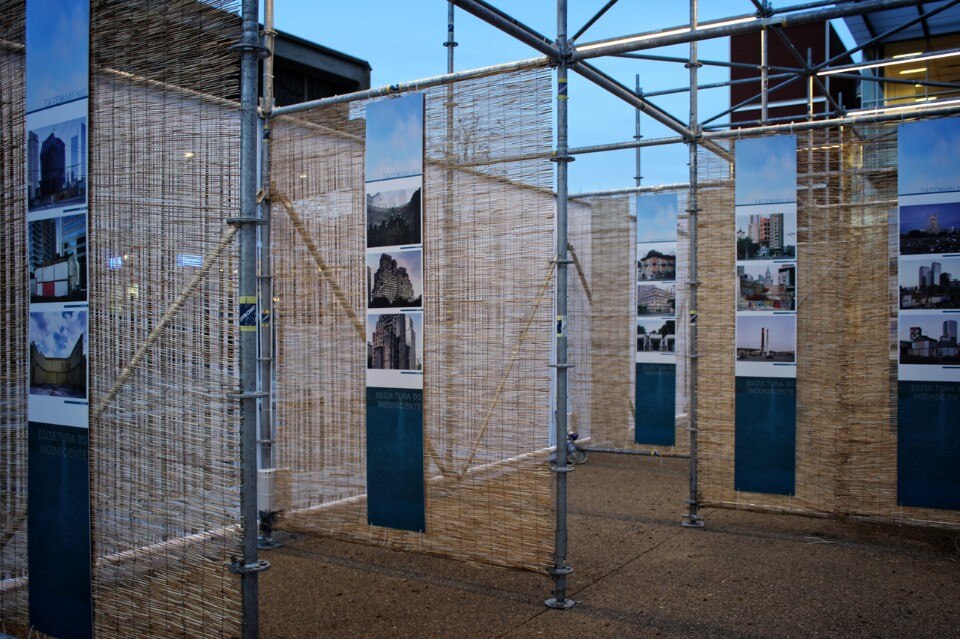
25, 0, 93, 637
635, 193, 678, 446
734, 135, 798, 496
896, 117, 960, 511
364, 94, 426, 532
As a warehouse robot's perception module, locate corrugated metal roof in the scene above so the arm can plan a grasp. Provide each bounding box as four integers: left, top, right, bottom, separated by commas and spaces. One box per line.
844, 2, 960, 45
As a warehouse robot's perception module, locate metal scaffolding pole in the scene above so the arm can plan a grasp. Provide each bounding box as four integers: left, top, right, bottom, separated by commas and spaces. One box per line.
546, 0, 576, 611
256, 0, 279, 551
683, 0, 704, 530
231, 0, 269, 636
760, 7, 769, 124
443, 2, 457, 472
635, 75, 642, 187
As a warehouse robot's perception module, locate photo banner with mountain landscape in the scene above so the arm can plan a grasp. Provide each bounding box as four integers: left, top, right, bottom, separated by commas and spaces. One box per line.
364, 95, 426, 532
896, 118, 960, 511
635, 193, 679, 445
24, 0, 93, 636
734, 135, 798, 496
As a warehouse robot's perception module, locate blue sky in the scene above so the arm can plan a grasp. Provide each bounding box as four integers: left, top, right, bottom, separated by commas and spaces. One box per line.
636, 193, 677, 243
365, 95, 424, 182
899, 118, 960, 195
735, 136, 797, 205
273, 2, 857, 194
26, 0, 88, 112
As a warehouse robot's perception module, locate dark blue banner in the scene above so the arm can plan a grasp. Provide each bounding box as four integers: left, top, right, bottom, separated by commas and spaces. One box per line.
27, 422, 92, 639
898, 381, 960, 510
635, 363, 676, 446
366, 387, 425, 532
735, 377, 796, 495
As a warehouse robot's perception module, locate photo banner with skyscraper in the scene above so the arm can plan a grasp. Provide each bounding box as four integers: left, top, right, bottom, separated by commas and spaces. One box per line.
24, 1, 93, 637
364, 95, 426, 532
734, 135, 798, 497
896, 118, 960, 511
635, 193, 679, 446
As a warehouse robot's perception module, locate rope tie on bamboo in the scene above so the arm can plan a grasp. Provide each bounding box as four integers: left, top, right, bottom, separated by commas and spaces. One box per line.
93, 225, 240, 422
276, 192, 366, 342
459, 262, 557, 475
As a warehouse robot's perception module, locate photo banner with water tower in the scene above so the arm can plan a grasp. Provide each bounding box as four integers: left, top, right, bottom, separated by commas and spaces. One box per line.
24, 0, 93, 637
364, 94, 426, 532
635, 193, 679, 446
896, 118, 960, 511
734, 135, 798, 497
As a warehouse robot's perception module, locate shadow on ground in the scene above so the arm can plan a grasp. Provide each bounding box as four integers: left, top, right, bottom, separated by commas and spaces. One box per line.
260, 453, 960, 638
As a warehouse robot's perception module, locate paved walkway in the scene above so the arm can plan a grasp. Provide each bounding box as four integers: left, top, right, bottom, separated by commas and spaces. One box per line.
261, 454, 960, 638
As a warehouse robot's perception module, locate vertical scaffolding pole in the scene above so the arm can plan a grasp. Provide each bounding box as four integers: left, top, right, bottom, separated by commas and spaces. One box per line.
683, 0, 704, 529
760, 22, 769, 123
634, 75, 642, 187
230, 0, 269, 636
259, 0, 275, 474
443, 2, 457, 473
546, 0, 576, 611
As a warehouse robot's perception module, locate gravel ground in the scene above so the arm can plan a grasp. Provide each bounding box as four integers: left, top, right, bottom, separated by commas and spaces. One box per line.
260, 453, 960, 639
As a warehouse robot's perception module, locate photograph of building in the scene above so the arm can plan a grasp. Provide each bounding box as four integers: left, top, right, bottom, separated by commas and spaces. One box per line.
636, 192, 678, 244
899, 202, 960, 255
738, 262, 796, 311
736, 315, 796, 363
900, 316, 960, 365
366, 181, 422, 248
28, 213, 87, 302
637, 318, 675, 353
736, 211, 797, 260
29, 310, 87, 398
900, 256, 960, 309
637, 282, 675, 316
637, 242, 676, 281
27, 117, 87, 212
367, 312, 422, 371
367, 250, 422, 308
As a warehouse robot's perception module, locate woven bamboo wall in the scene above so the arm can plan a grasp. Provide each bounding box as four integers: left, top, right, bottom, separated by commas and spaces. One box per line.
270, 68, 557, 572
697, 127, 960, 529
0, 1, 27, 630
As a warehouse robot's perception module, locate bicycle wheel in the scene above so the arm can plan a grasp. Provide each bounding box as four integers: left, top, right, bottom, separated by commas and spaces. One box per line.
568, 448, 588, 465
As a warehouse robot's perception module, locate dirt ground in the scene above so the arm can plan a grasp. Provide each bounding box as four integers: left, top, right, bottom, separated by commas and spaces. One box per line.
260, 453, 960, 639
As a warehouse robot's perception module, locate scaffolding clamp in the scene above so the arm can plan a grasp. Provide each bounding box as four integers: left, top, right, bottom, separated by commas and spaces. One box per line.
228, 558, 271, 574
229, 41, 272, 59
226, 217, 266, 226
226, 391, 269, 400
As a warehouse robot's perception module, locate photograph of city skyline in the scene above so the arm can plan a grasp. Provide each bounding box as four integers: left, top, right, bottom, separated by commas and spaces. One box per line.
28, 213, 87, 303
736, 211, 797, 261
29, 310, 87, 399
899, 255, 960, 310
366, 180, 422, 248
27, 116, 87, 212
637, 282, 675, 316
899, 314, 960, 366
367, 250, 423, 309
899, 201, 960, 255
736, 315, 796, 363
738, 262, 796, 312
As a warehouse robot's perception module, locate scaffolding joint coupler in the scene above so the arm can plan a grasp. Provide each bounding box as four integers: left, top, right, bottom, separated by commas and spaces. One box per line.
226, 391, 269, 400
551, 465, 574, 473
229, 40, 272, 59
228, 558, 271, 574
549, 565, 574, 577
550, 154, 575, 164
226, 217, 266, 227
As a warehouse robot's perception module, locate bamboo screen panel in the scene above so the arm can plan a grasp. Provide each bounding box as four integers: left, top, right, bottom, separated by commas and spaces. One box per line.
0, 1, 27, 630
580, 191, 692, 455
86, 2, 243, 637
567, 198, 592, 442
270, 67, 557, 572
696, 127, 960, 529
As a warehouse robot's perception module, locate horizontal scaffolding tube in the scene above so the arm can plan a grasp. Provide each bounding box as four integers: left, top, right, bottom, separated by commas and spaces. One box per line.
569, 179, 728, 199
272, 56, 550, 116
572, 0, 924, 61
